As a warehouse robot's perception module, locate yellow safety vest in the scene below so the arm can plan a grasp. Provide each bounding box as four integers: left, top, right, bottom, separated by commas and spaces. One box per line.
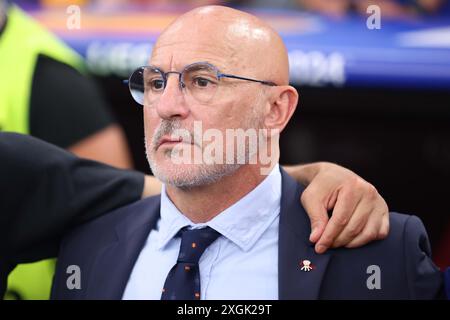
0, 5, 84, 300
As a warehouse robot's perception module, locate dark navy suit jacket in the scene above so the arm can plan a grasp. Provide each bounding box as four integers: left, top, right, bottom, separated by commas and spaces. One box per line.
51, 169, 444, 299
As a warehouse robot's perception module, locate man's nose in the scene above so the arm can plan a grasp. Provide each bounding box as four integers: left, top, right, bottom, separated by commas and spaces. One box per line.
155, 75, 190, 120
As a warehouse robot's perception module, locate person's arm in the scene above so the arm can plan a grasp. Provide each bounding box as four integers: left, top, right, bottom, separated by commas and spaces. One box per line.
142, 162, 390, 253
0, 133, 144, 264
142, 175, 162, 198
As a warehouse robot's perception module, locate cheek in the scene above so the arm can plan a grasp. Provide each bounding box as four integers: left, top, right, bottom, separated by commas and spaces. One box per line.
204, 100, 241, 128
220, 100, 252, 129
143, 107, 159, 140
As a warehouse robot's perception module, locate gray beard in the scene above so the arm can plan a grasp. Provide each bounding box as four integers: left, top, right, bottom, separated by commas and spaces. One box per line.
146, 138, 242, 190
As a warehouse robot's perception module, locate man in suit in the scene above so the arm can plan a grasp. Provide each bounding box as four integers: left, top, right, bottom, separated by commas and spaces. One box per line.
0, 130, 392, 298
51, 6, 443, 299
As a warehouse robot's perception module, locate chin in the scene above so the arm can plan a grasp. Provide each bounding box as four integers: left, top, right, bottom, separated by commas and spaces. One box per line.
149, 157, 242, 189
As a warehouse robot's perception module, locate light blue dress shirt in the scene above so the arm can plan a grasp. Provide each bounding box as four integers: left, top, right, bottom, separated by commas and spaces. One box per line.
122, 164, 281, 300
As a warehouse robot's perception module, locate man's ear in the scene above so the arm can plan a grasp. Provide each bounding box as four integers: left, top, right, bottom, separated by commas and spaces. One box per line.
264, 85, 299, 133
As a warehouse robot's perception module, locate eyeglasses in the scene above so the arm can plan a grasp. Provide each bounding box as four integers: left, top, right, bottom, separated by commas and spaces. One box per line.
124, 61, 277, 106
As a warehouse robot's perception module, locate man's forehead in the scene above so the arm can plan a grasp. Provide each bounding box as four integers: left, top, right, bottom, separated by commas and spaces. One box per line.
149, 38, 241, 72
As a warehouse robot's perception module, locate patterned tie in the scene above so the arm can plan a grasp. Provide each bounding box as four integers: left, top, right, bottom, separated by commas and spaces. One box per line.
161, 226, 221, 300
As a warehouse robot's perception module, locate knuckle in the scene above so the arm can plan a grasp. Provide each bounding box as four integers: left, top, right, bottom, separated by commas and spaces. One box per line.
365, 230, 378, 241
342, 189, 356, 202
367, 184, 379, 201
348, 175, 362, 188
378, 225, 390, 239
346, 225, 361, 238
320, 235, 333, 246
301, 187, 315, 203
382, 200, 389, 213
312, 220, 325, 229
377, 230, 388, 239
300, 188, 311, 202
355, 177, 373, 192
301, 186, 326, 208
354, 176, 372, 190
340, 183, 359, 200
334, 216, 349, 227
300, 197, 309, 210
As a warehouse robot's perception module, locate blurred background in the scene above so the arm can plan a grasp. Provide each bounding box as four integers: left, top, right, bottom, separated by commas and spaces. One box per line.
1, 0, 449, 298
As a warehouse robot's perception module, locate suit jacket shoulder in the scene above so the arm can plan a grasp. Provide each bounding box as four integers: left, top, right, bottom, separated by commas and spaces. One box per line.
51, 195, 161, 299
59, 195, 160, 255
278, 170, 443, 300
317, 213, 443, 299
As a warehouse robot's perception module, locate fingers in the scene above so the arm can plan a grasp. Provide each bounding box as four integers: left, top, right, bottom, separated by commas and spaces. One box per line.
330, 201, 371, 248
314, 187, 362, 254
330, 186, 380, 248
301, 187, 330, 243
345, 207, 384, 248
310, 215, 327, 243
344, 193, 389, 248
342, 195, 389, 248
298, 162, 390, 254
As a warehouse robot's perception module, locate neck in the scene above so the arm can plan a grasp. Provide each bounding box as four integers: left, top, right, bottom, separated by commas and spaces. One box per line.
165, 163, 277, 223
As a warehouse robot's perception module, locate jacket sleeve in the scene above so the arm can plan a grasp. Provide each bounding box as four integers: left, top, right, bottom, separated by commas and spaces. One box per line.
0, 132, 144, 263
404, 215, 444, 299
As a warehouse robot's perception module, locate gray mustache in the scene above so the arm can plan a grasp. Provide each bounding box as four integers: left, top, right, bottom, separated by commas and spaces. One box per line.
152, 120, 198, 150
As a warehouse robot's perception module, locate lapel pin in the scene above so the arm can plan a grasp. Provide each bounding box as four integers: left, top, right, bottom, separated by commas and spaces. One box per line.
300, 259, 313, 272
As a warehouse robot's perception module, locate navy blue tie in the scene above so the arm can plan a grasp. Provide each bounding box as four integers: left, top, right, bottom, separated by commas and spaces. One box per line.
161, 226, 221, 300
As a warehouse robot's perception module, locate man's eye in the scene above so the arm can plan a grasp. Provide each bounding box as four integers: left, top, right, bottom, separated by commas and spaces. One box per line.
193, 77, 212, 88
150, 79, 164, 90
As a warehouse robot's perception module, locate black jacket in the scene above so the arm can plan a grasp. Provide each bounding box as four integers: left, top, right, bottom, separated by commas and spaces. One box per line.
0, 132, 144, 297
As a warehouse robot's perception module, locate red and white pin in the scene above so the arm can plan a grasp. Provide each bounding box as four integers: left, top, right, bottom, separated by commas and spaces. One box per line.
300, 259, 314, 272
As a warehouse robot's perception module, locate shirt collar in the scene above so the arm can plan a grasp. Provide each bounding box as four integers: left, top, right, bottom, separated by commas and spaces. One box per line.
157, 164, 282, 252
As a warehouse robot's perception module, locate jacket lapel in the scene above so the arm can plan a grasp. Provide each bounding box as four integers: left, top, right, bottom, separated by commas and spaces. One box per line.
278, 169, 332, 300
85, 197, 161, 299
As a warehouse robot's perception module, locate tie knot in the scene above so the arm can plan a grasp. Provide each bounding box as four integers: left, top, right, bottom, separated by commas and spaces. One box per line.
177, 226, 221, 264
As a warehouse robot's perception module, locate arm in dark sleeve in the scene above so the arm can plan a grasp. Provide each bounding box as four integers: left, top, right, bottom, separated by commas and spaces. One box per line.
404, 215, 445, 299
0, 132, 144, 263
